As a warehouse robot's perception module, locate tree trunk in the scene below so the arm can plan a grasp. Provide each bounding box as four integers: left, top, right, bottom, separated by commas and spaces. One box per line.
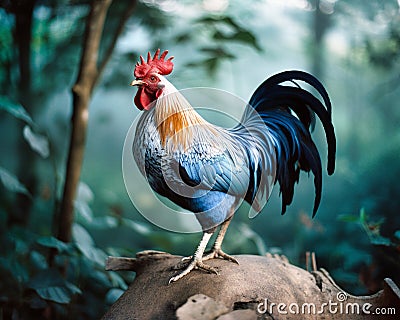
310, 0, 331, 79
57, 0, 137, 243
57, 0, 113, 243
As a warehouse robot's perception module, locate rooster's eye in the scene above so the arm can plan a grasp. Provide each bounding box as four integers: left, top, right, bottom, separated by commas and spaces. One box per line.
150, 76, 157, 82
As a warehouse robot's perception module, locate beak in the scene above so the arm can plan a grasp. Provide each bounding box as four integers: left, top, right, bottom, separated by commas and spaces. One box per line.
130, 79, 145, 86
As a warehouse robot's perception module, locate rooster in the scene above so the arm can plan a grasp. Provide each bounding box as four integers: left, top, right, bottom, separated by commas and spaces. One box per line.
130, 49, 336, 283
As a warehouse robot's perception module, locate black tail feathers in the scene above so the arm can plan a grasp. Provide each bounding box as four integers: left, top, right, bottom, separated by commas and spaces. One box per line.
249, 70, 336, 217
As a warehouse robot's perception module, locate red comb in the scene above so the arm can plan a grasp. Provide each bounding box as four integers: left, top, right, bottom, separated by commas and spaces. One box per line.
134, 49, 174, 78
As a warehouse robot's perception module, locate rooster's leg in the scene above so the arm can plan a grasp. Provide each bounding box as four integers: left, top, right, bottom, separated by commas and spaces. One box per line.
179, 216, 237, 263
202, 216, 238, 264
169, 232, 218, 283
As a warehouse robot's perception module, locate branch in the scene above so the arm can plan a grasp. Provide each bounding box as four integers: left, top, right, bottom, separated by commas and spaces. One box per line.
96, 0, 137, 81
106, 251, 174, 272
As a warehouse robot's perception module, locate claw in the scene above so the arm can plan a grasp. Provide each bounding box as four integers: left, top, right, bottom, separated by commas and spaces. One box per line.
170, 257, 191, 270
181, 255, 193, 263
169, 258, 219, 284
203, 249, 239, 264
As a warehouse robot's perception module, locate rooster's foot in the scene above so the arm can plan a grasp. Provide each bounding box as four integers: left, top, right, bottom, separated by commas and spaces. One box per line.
176, 249, 238, 265
170, 256, 193, 270
203, 248, 239, 264
169, 258, 219, 283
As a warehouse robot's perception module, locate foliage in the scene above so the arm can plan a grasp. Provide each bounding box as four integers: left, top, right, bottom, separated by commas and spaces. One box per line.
176, 14, 262, 76
337, 209, 400, 293
0, 98, 133, 318
0, 222, 130, 318
339, 208, 400, 248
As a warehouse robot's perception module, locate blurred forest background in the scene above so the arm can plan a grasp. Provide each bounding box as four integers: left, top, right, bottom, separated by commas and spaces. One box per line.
0, 0, 399, 319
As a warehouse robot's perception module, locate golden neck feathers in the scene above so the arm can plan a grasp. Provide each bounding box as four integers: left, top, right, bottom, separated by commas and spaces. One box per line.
153, 76, 217, 153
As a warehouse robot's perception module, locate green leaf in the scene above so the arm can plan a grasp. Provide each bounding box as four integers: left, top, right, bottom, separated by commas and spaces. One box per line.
0, 96, 34, 125
28, 269, 81, 304
232, 30, 262, 51
74, 201, 93, 223
30, 251, 48, 270
370, 235, 392, 246
35, 286, 71, 304
213, 29, 261, 51
74, 182, 94, 223
73, 223, 107, 266
109, 271, 128, 290
65, 282, 82, 295
359, 208, 367, 223
187, 46, 237, 76
91, 216, 118, 229
0, 166, 31, 197
77, 182, 94, 203
199, 46, 236, 59
196, 15, 240, 30
76, 243, 107, 266
174, 32, 191, 43
37, 236, 69, 253
337, 214, 360, 223
197, 14, 262, 52
89, 270, 112, 287
195, 16, 219, 25
121, 218, 151, 235
219, 15, 241, 29
23, 125, 50, 158
105, 288, 124, 305
72, 223, 94, 246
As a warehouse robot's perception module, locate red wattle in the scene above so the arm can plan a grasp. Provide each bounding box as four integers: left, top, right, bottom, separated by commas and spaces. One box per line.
134, 88, 155, 111
134, 89, 144, 110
